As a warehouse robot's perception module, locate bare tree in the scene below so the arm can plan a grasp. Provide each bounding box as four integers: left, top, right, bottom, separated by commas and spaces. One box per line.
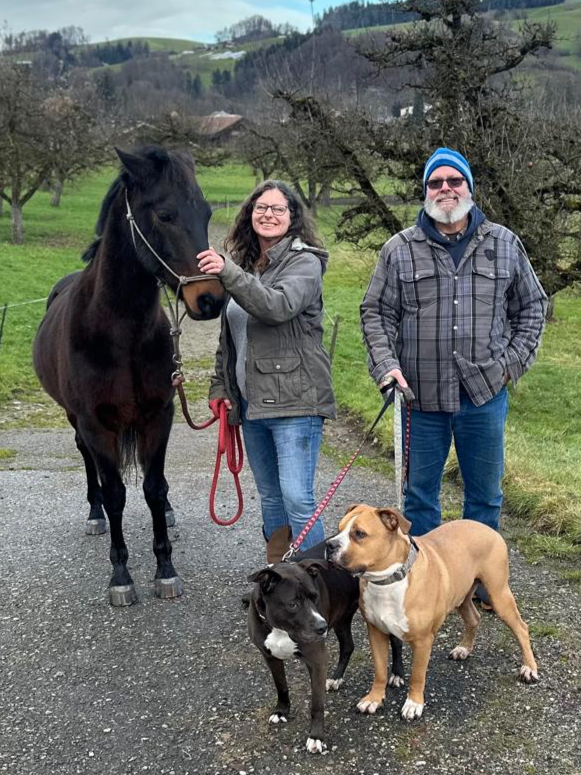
267, 0, 581, 295
0, 60, 112, 242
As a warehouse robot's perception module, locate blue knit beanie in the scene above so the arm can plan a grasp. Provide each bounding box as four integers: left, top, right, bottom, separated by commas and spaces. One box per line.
423, 148, 473, 194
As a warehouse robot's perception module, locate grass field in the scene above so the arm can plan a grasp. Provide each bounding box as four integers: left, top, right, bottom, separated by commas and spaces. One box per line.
1, 167, 580, 548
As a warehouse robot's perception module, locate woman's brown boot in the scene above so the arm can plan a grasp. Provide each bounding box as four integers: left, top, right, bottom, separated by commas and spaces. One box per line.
266, 525, 293, 564
242, 526, 293, 608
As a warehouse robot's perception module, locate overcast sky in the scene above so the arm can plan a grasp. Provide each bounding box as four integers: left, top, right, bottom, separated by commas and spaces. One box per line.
1, 0, 338, 43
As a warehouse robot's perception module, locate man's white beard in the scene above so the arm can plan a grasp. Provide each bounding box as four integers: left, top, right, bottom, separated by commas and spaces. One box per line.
424, 192, 473, 225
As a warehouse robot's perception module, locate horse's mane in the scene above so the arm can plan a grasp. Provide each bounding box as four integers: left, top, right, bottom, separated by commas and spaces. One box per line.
82, 177, 123, 263
81, 146, 195, 264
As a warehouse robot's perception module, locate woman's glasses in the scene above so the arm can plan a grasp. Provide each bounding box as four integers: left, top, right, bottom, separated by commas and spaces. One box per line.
426, 177, 466, 191
253, 203, 289, 215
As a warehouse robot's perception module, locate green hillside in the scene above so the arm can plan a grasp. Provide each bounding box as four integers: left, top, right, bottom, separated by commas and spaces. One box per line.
88, 36, 204, 52
343, 0, 581, 68
7, 2, 581, 89
83, 35, 284, 87
514, 0, 581, 67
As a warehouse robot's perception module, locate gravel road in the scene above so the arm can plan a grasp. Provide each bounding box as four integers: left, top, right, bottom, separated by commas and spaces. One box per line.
1, 232, 580, 774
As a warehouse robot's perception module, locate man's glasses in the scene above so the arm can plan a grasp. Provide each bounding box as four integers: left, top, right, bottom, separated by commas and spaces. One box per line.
253, 203, 289, 215
426, 177, 466, 191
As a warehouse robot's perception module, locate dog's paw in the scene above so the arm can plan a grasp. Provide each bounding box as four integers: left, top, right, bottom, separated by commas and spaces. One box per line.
306, 737, 327, 754
388, 674, 405, 688
357, 696, 384, 714
449, 645, 471, 661
519, 665, 539, 684
401, 698, 424, 720
326, 677, 344, 692
269, 713, 288, 724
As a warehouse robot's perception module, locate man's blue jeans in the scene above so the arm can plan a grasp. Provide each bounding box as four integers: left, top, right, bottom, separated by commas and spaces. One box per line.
402, 386, 508, 536
241, 403, 325, 549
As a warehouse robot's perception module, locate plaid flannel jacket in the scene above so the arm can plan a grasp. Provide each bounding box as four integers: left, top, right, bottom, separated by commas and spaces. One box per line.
360, 220, 547, 412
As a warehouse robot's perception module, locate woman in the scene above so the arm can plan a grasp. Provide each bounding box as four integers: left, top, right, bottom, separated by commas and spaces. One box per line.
197, 180, 335, 562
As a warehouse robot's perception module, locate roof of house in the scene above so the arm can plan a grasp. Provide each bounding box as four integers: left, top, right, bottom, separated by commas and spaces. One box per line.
195, 112, 245, 137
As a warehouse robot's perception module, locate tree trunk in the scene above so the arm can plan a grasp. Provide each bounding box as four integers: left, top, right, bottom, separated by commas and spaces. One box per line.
308, 175, 317, 217
51, 176, 64, 207
317, 183, 331, 207
11, 197, 24, 244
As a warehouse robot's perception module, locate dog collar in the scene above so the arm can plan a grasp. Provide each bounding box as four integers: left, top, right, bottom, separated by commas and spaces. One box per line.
366, 538, 420, 586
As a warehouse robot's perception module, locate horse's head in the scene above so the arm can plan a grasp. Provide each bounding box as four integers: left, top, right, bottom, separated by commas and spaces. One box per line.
116, 146, 226, 320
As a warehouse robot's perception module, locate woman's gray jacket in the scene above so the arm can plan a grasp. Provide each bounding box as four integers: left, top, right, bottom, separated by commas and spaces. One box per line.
209, 236, 336, 423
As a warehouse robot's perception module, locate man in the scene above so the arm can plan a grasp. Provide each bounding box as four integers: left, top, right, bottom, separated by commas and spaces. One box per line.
360, 148, 547, 548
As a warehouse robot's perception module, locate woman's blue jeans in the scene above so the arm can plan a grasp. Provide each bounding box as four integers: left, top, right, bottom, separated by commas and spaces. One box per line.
241, 402, 325, 549
402, 386, 508, 536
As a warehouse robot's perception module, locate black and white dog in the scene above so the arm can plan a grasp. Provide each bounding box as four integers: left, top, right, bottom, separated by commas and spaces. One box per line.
247, 544, 404, 753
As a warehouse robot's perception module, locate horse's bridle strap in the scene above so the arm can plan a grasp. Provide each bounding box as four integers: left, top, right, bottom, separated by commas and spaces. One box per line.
124, 189, 209, 286
124, 188, 217, 385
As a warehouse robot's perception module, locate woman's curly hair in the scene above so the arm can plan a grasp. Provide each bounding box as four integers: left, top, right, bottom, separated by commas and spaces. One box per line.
224, 180, 324, 272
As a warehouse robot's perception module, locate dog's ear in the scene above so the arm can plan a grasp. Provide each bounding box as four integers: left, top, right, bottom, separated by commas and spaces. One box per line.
344, 503, 361, 516
377, 507, 412, 535
247, 567, 281, 593
302, 560, 327, 578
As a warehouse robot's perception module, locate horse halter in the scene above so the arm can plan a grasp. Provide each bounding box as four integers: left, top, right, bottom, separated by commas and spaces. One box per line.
124, 189, 211, 288
124, 189, 218, 385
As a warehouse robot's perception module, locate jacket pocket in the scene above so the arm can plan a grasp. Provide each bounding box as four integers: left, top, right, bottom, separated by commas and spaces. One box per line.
254, 356, 301, 407
400, 267, 437, 310
472, 264, 510, 305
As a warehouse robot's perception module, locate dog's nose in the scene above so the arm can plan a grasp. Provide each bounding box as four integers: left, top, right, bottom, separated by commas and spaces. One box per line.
325, 540, 337, 560
315, 620, 328, 637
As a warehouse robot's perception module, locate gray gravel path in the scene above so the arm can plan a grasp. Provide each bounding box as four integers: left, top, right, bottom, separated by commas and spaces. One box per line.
2, 407, 580, 775
1, 252, 580, 773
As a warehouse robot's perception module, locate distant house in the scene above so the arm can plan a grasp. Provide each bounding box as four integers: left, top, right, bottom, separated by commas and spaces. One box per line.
194, 111, 247, 144
400, 103, 432, 118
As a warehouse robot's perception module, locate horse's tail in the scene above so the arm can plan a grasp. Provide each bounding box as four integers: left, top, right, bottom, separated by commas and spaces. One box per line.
119, 426, 138, 479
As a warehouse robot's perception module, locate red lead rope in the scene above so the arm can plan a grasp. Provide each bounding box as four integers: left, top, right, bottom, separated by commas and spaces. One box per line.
175, 383, 244, 525
208, 399, 244, 526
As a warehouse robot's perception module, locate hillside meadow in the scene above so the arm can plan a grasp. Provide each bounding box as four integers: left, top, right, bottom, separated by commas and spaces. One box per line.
77, 0, 581, 91
0, 164, 580, 556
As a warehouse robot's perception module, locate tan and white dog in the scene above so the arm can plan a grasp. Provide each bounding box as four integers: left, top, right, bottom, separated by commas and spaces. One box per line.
326, 504, 538, 720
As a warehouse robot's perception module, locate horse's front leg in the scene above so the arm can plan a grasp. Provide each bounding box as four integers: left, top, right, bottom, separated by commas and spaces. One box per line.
140, 409, 183, 600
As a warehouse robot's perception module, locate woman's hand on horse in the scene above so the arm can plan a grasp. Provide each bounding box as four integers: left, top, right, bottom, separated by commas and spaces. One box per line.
197, 248, 225, 275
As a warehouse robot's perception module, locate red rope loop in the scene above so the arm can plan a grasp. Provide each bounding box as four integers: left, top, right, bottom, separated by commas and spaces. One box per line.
208, 399, 244, 526
174, 386, 244, 525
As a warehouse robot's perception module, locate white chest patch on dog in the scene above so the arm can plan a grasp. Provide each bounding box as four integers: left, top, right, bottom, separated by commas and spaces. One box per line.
362, 575, 409, 640
265, 628, 299, 660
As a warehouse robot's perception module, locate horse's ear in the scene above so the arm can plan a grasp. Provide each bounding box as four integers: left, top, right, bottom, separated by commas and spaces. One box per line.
115, 147, 169, 185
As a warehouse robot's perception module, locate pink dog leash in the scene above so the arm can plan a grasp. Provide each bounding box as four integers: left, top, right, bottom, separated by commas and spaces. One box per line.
283, 380, 414, 560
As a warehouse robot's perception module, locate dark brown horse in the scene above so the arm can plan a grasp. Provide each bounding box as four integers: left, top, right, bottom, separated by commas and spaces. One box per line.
33, 146, 225, 605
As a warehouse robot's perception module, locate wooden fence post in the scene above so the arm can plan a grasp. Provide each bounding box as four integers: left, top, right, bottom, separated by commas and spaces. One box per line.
328, 314, 340, 365
0, 303, 7, 365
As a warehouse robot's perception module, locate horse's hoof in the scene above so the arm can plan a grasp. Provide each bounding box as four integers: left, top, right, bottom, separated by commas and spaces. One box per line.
165, 509, 176, 528
155, 577, 183, 599
86, 519, 107, 535
109, 584, 137, 606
